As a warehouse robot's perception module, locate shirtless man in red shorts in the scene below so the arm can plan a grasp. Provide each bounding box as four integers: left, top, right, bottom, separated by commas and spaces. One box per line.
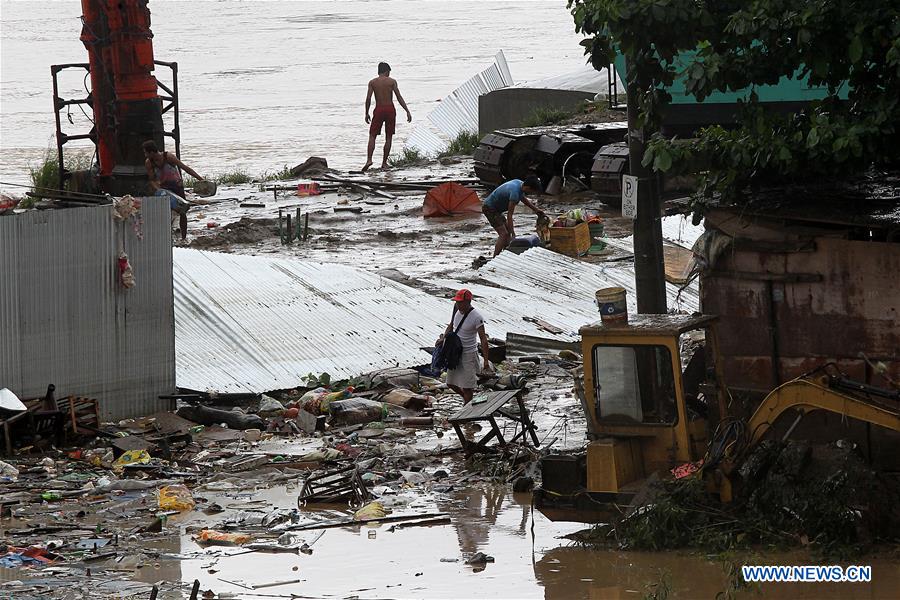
363, 62, 412, 171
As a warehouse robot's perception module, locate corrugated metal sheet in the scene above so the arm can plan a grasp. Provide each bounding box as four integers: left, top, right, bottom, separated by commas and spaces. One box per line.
494, 50, 513, 86
173, 249, 450, 393
420, 278, 595, 341
406, 50, 514, 156
404, 128, 447, 157
0, 200, 175, 419
476, 247, 700, 315
600, 215, 706, 253
172, 249, 608, 394
517, 64, 623, 95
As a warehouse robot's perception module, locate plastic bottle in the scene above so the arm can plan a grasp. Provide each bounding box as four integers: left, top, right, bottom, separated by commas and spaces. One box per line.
41, 491, 62, 501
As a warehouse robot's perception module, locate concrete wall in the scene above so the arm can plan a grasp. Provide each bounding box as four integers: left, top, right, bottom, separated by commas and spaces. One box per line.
0, 199, 175, 419
701, 212, 900, 392
478, 88, 594, 134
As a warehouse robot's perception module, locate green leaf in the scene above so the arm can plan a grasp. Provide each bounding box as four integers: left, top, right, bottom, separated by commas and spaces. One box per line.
654, 149, 673, 172
849, 36, 863, 64
807, 128, 819, 148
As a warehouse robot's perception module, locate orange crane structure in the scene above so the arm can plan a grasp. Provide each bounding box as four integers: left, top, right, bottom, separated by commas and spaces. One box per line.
52, 0, 179, 196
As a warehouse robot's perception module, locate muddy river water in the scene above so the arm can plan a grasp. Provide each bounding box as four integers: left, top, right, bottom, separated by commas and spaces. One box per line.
1, 0, 584, 187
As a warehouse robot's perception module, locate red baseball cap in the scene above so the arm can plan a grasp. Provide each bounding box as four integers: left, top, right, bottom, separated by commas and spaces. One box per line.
452, 288, 473, 302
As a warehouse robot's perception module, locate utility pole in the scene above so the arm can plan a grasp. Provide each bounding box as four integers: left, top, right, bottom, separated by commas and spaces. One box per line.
625, 67, 667, 314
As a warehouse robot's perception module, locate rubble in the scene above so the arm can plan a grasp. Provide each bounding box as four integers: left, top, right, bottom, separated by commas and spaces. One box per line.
0, 353, 575, 596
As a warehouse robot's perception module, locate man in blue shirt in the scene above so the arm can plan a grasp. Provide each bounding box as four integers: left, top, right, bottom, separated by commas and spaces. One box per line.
481, 175, 546, 256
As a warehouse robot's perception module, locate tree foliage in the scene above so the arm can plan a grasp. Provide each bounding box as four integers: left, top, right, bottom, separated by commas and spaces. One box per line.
569, 0, 900, 206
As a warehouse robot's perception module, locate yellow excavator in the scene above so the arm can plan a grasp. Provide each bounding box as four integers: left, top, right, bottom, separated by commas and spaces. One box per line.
533, 314, 900, 521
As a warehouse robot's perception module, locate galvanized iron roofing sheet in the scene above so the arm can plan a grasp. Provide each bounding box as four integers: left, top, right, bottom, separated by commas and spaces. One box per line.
173, 249, 601, 394
173, 243, 698, 394
476, 247, 700, 315
173, 249, 449, 393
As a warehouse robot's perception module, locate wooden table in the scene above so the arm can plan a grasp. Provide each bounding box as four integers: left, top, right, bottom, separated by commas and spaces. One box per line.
449, 390, 539, 456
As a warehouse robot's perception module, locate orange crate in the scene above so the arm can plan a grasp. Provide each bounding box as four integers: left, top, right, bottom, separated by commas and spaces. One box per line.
550, 221, 590, 257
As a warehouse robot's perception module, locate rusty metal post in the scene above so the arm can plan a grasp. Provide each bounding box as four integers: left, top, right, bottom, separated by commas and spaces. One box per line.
51, 65, 66, 192
626, 66, 667, 314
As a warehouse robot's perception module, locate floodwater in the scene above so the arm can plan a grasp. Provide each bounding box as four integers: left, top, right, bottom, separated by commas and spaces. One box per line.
0, 0, 585, 188
146, 482, 900, 600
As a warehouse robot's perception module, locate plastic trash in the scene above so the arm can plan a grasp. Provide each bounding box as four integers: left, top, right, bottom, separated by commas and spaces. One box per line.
302, 387, 354, 415
354, 501, 387, 522
0, 460, 19, 482
242, 429, 262, 443
195, 530, 251, 546
329, 398, 387, 426
85, 448, 115, 468
41, 492, 62, 501
158, 484, 195, 511
256, 395, 284, 417
113, 449, 151, 470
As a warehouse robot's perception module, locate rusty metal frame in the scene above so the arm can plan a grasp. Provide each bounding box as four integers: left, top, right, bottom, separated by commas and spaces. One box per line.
51, 62, 94, 192
154, 60, 181, 158
50, 60, 180, 189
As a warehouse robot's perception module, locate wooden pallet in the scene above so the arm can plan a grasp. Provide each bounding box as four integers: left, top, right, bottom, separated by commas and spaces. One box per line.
1, 395, 100, 455
57, 396, 101, 436
297, 465, 369, 507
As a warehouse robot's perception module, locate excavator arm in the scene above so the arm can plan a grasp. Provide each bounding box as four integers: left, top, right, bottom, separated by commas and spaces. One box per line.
747, 376, 900, 446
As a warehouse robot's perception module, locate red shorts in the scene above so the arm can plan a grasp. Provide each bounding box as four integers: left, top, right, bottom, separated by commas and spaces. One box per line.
370, 105, 396, 136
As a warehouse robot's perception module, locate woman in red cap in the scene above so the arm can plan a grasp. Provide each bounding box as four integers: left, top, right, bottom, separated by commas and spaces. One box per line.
445, 288, 491, 403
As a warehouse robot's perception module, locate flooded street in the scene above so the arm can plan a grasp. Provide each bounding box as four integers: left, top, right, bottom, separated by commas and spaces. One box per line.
3, 2, 900, 599
162, 484, 900, 599
1, 0, 583, 186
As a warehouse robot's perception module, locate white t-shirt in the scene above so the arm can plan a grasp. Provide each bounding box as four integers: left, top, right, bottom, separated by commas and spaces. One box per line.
451, 308, 485, 351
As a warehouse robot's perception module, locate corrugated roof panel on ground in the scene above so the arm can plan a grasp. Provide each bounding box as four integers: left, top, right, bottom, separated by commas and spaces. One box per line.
429, 98, 471, 139
407, 51, 513, 155
420, 278, 593, 341
477, 247, 700, 315
172, 248, 610, 394
494, 50, 514, 85
173, 249, 452, 393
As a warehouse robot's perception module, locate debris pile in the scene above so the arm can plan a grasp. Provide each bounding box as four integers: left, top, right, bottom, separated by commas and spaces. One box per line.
0, 355, 575, 596
584, 440, 900, 554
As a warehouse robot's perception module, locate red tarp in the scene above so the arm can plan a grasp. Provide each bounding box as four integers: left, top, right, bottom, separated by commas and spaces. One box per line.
422, 182, 482, 218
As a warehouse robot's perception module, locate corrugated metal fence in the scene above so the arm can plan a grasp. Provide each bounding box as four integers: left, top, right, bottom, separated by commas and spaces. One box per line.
0, 200, 175, 420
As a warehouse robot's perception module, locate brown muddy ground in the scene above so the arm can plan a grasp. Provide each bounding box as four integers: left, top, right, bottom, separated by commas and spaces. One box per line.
180, 161, 636, 281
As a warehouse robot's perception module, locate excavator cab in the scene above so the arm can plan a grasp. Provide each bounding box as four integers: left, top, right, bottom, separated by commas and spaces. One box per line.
535, 314, 726, 520
534, 312, 900, 522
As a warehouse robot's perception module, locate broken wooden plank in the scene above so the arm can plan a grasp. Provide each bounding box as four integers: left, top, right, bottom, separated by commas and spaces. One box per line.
522, 316, 564, 335
315, 174, 481, 189
278, 512, 449, 532
316, 174, 397, 200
